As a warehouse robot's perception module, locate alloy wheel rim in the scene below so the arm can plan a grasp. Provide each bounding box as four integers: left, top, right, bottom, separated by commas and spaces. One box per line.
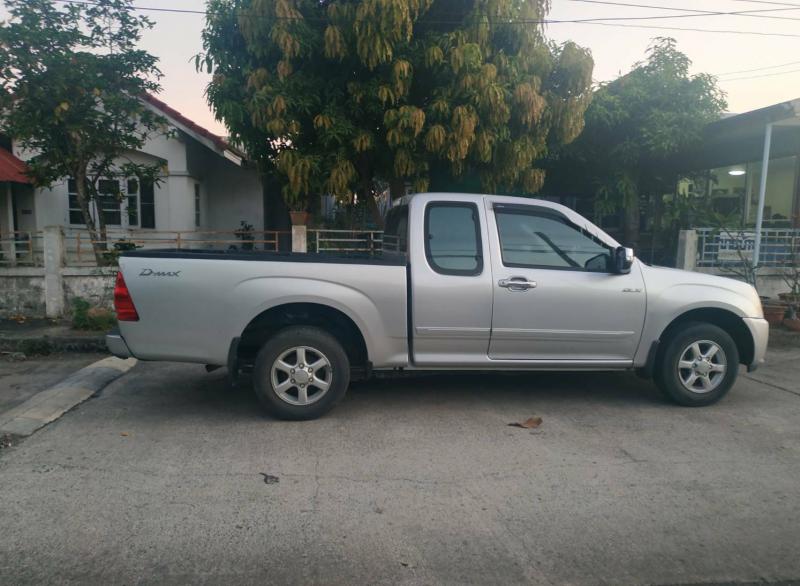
677, 340, 727, 394
270, 346, 333, 406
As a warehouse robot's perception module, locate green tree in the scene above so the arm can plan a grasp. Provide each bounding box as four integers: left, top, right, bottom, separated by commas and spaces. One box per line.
200, 0, 593, 227
556, 38, 726, 248
0, 0, 166, 264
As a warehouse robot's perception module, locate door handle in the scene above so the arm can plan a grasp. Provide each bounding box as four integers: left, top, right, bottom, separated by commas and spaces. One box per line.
498, 277, 537, 291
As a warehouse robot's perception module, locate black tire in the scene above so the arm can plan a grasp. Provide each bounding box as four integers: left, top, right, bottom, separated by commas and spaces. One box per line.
253, 326, 350, 420
654, 322, 739, 407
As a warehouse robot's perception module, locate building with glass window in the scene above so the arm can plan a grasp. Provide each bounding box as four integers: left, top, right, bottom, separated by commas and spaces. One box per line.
679, 98, 800, 230
1, 95, 263, 252
672, 98, 800, 281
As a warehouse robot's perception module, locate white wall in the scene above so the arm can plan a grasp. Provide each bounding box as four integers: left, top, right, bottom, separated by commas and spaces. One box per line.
11, 128, 262, 235
186, 139, 263, 232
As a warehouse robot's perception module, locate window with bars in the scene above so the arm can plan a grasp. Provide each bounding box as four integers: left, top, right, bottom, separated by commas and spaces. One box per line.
67, 177, 155, 228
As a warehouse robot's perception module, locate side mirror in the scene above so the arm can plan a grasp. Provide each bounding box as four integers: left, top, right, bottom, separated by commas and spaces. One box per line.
614, 246, 634, 274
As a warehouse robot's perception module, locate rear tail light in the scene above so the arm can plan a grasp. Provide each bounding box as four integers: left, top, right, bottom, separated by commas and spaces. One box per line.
114, 271, 139, 322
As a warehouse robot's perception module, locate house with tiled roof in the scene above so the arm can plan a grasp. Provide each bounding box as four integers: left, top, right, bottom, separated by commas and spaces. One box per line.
1, 95, 263, 250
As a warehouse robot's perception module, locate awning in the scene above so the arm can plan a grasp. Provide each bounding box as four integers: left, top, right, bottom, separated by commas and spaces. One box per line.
0, 148, 31, 184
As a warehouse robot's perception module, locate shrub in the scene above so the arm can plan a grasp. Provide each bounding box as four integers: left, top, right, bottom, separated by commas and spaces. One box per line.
72, 297, 117, 331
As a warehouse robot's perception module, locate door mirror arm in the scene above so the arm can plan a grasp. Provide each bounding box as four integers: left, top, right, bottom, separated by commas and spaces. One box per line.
614, 246, 634, 274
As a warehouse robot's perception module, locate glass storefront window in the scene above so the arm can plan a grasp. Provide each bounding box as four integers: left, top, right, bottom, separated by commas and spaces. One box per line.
746, 156, 797, 226
708, 164, 747, 218
706, 156, 798, 227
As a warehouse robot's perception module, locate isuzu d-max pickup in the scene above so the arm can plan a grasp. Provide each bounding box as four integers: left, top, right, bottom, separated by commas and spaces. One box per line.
107, 193, 768, 419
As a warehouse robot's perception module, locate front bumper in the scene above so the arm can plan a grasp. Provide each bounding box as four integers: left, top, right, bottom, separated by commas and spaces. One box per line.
106, 329, 133, 359
742, 317, 769, 372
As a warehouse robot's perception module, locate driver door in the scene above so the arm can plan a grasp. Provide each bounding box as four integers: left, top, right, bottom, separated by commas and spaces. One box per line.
488, 204, 646, 362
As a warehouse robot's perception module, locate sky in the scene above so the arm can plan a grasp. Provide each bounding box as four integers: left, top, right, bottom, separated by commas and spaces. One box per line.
8, 0, 800, 136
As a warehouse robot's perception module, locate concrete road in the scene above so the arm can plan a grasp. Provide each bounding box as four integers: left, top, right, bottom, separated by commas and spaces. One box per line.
1, 353, 799, 585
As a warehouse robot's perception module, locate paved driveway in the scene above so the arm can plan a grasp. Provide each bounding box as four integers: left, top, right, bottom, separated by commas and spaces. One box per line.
1, 351, 799, 585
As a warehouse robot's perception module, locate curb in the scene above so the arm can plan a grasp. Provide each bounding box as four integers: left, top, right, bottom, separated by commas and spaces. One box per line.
0, 334, 107, 354
0, 356, 137, 438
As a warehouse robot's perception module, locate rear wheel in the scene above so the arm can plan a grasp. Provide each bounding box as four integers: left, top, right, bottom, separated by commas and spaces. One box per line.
655, 322, 739, 406
253, 326, 350, 420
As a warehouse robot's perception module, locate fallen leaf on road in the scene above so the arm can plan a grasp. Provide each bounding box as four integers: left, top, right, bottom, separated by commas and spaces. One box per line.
260, 473, 280, 485
508, 417, 543, 429
120, 432, 129, 437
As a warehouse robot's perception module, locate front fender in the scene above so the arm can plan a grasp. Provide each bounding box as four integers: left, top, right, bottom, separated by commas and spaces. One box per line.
634, 277, 763, 366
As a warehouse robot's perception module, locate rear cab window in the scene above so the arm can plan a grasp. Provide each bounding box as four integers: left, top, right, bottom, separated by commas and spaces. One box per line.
383, 205, 409, 254
424, 202, 483, 276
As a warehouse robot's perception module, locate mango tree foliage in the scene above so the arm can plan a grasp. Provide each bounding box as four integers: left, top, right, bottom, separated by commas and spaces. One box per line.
0, 0, 166, 264
555, 38, 726, 248
201, 0, 593, 226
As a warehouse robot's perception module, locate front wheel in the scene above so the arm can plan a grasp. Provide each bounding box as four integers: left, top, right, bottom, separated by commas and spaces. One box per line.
253, 326, 350, 420
654, 322, 740, 407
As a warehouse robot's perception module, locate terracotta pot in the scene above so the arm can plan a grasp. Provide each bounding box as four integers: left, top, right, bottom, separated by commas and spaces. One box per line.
783, 317, 800, 332
289, 211, 310, 226
763, 304, 787, 326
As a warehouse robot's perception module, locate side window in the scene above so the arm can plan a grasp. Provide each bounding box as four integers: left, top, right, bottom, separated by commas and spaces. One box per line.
425, 202, 482, 276
383, 205, 408, 253
495, 210, 611, 272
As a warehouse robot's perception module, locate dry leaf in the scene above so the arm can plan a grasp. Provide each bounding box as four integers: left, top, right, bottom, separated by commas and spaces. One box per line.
508, 417, 542, 429
120, 432, 129, 437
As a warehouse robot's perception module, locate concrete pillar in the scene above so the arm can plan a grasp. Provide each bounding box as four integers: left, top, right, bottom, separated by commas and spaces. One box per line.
43, 225, 65, 318
1, 183, 16, 267
291, 225, 307, 253
676, 229, 698, 271
753, 122, 773, 267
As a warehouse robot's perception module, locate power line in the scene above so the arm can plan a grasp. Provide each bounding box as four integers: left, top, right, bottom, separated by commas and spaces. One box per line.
727, 0, 800, 7
719, 66, 800, 81
716, 59, 800, 76
49, 0, 800, 37
569, 19, 800, 37
566, 0, 800, 22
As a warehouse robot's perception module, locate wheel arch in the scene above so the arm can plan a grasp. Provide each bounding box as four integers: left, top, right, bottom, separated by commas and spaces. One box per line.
237, 302, 369, 372
656, 307, 754, 366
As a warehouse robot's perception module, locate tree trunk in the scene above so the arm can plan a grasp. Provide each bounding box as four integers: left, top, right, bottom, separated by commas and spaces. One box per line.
358, 157, 383, 229
74, 166, 106, 266
365, 193, 383, 229
260, 169, 291, 251
623, 194, 640, 250
389, 177, 405, 202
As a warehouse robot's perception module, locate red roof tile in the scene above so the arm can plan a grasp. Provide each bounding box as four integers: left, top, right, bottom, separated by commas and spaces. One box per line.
142, 94, 244, 159
0, 147, 30, 184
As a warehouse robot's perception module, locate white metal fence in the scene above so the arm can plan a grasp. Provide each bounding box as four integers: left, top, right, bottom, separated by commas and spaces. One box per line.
309, 229, 383, 253
696, 227, 800, 268
1, 227, 388, 268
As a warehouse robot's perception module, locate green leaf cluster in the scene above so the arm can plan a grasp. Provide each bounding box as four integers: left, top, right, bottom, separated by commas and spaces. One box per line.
555, 38, 726, 244
200, 0, 594, 219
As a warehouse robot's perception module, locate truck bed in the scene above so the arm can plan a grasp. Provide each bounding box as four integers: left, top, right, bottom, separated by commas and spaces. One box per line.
117, 248, 409, 368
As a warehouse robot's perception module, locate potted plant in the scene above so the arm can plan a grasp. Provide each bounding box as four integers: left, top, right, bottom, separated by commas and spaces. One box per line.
764, 300, 788, 326
784, 305, 800, 331
285, 192, 310, 226
234, 220, 255, 251
290, 209, 310, 226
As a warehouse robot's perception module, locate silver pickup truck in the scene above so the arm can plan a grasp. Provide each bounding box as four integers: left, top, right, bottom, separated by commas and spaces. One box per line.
107, 193, 768, 419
